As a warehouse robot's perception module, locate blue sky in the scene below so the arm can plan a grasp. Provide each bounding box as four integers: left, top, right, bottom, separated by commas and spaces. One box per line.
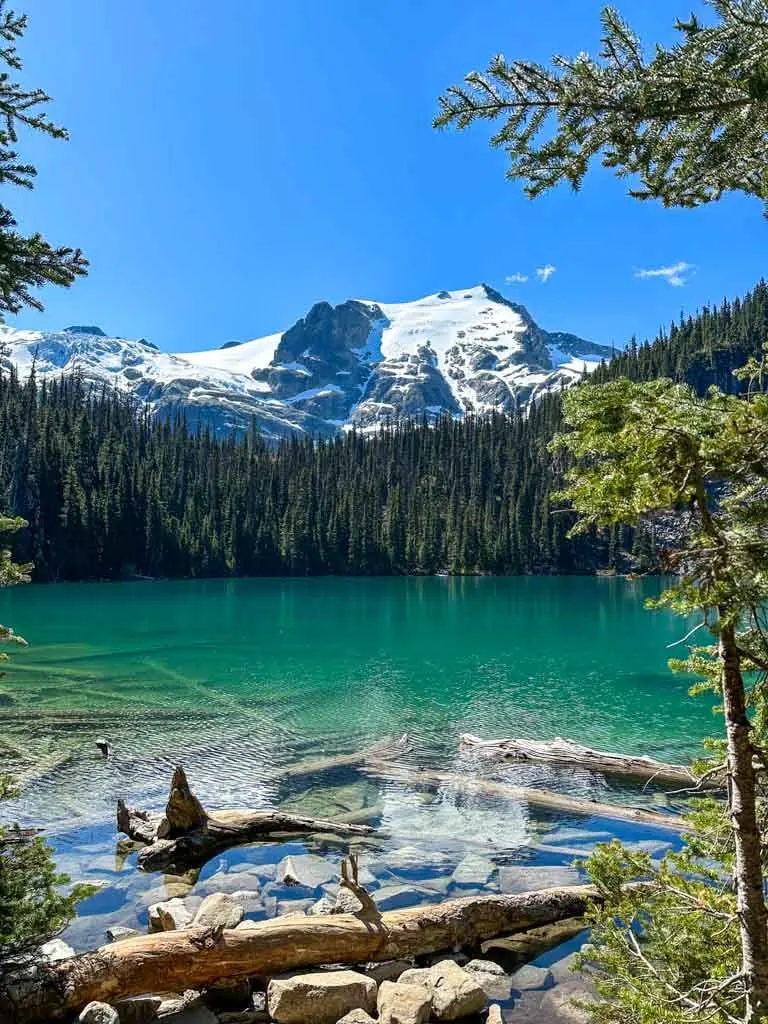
11, 0, 765, 352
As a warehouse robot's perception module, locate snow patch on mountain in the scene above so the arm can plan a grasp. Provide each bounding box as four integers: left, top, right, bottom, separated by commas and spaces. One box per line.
0, 284, 612, 440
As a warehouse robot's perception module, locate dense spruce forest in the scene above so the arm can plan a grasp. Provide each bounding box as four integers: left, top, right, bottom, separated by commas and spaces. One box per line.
1, 280, 766, 581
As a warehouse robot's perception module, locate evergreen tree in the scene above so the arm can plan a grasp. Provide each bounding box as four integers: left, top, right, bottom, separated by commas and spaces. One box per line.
553, 362, 768, 1022
435, 2, 768, 212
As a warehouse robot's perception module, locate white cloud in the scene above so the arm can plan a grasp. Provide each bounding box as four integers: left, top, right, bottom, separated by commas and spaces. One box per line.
505, 273, 529, 284
536, 264, 557, 283
634, 261, 695, 287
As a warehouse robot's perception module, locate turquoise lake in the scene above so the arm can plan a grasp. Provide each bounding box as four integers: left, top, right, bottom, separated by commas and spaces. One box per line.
0, 576, 717, 952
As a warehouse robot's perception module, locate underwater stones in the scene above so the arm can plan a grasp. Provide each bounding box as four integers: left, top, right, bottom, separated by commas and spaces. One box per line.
498, 864, 582, 893
278, 854, 336, 891
510, 964, 555, 992
451, 854, 496, 887
372, 884, 442, 911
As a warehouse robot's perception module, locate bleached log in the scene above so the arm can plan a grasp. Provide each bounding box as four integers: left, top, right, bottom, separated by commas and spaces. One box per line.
364, 761, 694, 833
1, 885, 608, 1023
117, 767, 378, 874
459, 734, 708, 787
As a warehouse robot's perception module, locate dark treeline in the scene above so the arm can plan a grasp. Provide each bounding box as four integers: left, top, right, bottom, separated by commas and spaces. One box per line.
1, 280, 766, 581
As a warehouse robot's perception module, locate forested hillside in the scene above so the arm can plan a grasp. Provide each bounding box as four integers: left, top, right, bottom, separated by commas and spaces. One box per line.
0, 280, 765, 581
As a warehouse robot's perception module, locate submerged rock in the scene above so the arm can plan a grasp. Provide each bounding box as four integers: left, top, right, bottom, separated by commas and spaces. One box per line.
498, 864, 582, 893
510, 965, 555, 991
373, 884, 442, 912
451, 854, 496, 887
106, 925, 141, 943
278, 854, 336, 891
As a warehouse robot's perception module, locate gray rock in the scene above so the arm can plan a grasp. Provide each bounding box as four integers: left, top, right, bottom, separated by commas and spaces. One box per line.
156, 991, 203, 1016
229, 890, 263, 915
308, 894, 337, 916
538, 977, 597, 1022
463, 959, 512, 1001
114, 996, 162, 1024
510, 965, 555, 991
192, 893, 244, 929
498, 865, 582, 894
148, 897, 194, 932
106, 925, 141, 944
452, 854, 496, 887
377, 980, 431, 1024
361, 960, 414, 984
334, 888, 364, 914
278, 854, 336, 891
414, 875, 451, 895
486, 1005, 503, 1024
199, 871, 263, 895
400, 960, 486, 1021
235, 919, 261, 930
385, 846, 454, 876
41, 938, 76, 962
268, 969, 377, 1024
372, 884, 442, 912
336, 1011, 376, 1024
79, 1004, 118, 1024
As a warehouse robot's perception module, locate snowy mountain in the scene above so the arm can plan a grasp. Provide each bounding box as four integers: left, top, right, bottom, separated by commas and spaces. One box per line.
0, 285, 612, 441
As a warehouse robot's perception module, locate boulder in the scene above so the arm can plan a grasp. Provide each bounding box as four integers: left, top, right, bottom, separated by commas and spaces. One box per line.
486, 1006, 503, 1024
463, 960, 512, 1001
334, 888, 364, 914
336, 1011, 376, 1024
308, 894, 337, 916
79, 1003, 119, 1024
40, 938, 75, 962
277, 854, 336, 891
267, 969, 377, 1024
148, 897, 194, 932
385, 846, 454, 875
509, 965, 555, 991
452, 855, 496, 887
114, 996, 163, 1024
106, 925, 141, 944
192, 893, 244, 929
498, 865, 582, 893
230, 889, 263, 915
538, 978, 596, 1023
372, 884, 441, 912
276, 899, 314, 917
377, 980, 431, 1024
400, 960, 486, 1021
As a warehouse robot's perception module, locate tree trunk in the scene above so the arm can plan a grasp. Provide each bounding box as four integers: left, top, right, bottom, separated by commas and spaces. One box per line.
364, 760, 693, 834
459, 734, 702, 787
719, 620, 768, 1023
0, 885, 604, 1024
118, 767, 379, 874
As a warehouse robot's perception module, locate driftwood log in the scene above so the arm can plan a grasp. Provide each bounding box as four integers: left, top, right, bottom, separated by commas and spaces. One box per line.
2, 884, 606, 1024
459, 733, 705, 787
117, 767, 378, 873
364, 761, 694, 833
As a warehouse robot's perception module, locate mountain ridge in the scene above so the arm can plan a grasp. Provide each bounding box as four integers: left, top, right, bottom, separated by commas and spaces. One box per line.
0, 284, 611, 440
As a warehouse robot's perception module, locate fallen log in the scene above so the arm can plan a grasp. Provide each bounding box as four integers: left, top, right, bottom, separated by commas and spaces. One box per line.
459, 733, 706, 788
364, 760, 695, 833
1, 884, 607, 1023
117, 767, 378, 874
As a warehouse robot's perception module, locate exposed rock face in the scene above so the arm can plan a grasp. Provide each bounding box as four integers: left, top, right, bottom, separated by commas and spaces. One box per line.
0, 285, 610, 441
267, 970, 377, 1024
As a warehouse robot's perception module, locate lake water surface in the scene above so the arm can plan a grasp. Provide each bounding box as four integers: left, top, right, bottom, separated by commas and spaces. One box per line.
0, 576, 716, 955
